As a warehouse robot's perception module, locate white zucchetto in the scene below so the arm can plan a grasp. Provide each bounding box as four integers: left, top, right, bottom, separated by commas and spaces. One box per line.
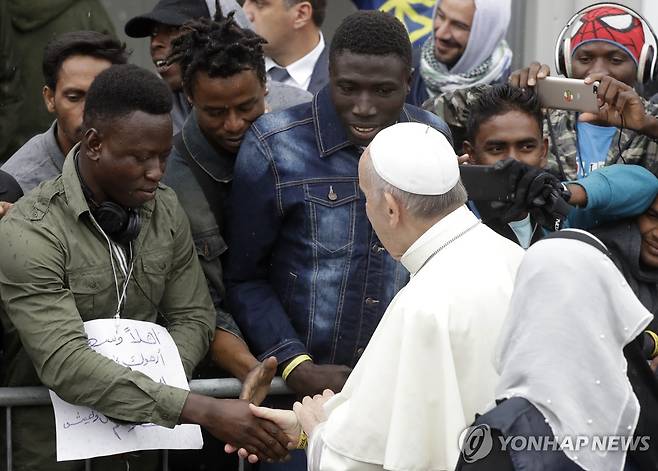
369, 122, 459, 195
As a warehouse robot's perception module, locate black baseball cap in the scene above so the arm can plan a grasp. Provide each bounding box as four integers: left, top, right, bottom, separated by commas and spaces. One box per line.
125, 0, 210, 38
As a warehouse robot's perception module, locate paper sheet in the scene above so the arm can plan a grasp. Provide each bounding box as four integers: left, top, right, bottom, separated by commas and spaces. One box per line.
50, 318, 203, 461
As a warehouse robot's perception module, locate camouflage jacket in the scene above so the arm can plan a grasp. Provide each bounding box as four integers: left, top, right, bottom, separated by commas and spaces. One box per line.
543, 101, 658, 180
424, 86, 658, 180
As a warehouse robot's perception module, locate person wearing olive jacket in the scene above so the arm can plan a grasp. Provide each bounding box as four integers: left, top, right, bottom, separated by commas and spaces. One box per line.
0, 65, 289, 471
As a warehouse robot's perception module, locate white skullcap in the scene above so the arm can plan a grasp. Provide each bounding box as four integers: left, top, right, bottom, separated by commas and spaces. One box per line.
369, 123, 459, 195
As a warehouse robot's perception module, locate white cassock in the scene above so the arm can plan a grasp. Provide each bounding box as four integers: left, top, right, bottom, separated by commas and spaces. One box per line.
307, 206, 525, 471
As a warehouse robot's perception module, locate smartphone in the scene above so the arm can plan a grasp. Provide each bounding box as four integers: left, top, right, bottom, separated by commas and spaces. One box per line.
460, 165, 513, 202
536, 77, 599, 113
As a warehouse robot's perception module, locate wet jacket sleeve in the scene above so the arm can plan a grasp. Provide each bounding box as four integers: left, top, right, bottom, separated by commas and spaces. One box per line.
0, 219, 190, 428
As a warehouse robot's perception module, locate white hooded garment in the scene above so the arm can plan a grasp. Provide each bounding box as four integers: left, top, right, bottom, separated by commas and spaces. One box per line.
494, 235, 653, 471
307, 206, 525, 470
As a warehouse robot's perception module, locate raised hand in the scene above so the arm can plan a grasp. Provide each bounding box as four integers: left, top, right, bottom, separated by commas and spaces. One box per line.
508, 62, 551, 88
579, 74, 649, 131
239, 356, 278, 406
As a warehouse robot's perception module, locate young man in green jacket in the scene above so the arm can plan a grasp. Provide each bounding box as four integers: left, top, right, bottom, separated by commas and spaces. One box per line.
0, 64, 289, 471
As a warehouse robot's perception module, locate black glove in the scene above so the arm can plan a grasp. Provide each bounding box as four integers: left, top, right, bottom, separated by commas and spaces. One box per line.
491, 159, 572, 228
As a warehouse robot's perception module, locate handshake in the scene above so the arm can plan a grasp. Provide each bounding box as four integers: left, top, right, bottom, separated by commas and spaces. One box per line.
225, 389, 336, 464
183, 358, 350, 464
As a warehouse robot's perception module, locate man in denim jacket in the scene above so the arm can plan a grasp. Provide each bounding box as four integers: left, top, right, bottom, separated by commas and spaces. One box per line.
225, 11, 452, 400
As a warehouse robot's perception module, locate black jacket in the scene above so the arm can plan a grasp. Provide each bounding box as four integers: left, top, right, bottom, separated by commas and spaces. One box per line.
594, 220, 658, 331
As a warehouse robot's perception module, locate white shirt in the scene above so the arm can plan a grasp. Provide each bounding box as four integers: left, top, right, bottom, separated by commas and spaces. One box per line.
265, 33, 325, 91
307, 206, 525, 470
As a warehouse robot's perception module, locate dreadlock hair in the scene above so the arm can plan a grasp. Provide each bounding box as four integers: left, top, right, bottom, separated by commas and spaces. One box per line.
466, 84, 543, 141
83, 64, 172, 132
330, 11, 412, 72
169, 10, 267, 98
43, 31, 128, 90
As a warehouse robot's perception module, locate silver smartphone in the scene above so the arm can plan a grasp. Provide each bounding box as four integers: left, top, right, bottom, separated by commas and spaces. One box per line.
536, 77, 599, 113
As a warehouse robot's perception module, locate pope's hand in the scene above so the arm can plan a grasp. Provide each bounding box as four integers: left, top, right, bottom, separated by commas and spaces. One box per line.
239, 356, 278, 406
225, 405, 299, 463
293, 389, 334, 437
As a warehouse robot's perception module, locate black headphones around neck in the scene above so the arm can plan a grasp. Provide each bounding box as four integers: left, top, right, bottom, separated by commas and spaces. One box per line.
75, 155, 141, 245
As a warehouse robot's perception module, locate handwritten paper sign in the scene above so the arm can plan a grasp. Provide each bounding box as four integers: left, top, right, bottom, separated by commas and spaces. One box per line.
50, 319, 203, 461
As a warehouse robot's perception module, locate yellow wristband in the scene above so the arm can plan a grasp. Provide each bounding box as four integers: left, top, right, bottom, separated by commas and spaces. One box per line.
646, 330, 658, 358
282, 354, 312, 381
296, 431, 308, 449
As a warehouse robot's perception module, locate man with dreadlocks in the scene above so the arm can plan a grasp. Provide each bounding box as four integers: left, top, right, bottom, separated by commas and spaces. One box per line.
511, 3, 658, 181
160, 13, 311, 469
125, 0, 310, 134
164, 7, 312, 376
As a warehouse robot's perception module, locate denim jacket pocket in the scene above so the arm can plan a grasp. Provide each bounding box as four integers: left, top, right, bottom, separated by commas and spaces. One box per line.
304, 180, 359, 253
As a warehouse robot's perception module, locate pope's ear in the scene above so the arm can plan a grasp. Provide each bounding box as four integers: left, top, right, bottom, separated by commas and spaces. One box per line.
383, 191, 401, 226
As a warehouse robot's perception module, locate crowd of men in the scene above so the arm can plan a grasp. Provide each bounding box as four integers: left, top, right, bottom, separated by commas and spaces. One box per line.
2, 0, 658, 470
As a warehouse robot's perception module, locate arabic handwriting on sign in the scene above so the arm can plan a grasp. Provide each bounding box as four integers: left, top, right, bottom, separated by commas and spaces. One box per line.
63, 410, 109, 429
118, 350, 166, 368
88, 335, 124, 349
124, 326, 161, 346
112, 422, 159, 440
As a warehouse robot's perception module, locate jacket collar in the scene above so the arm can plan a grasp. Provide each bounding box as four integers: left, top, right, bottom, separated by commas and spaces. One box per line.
401, 206, 479, 275
46, 121, 66, 172
312, 85, 414, 158
61, 143, 155, 220
181, 110, 234, 183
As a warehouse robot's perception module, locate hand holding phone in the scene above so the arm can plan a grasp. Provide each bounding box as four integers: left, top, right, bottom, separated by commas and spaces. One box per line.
536, 77, 599, 113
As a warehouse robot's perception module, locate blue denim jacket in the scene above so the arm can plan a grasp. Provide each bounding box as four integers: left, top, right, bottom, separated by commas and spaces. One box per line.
225, 86, 452, 367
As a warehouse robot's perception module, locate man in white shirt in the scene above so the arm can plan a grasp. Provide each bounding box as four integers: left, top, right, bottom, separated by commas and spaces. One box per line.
239, 122, 525, 470
243, 0, 329, 93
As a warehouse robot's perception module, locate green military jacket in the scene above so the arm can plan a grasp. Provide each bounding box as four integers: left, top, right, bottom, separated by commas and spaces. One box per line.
0, 147, 215, 470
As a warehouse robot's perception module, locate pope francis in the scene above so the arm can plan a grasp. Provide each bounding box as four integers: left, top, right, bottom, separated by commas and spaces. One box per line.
240, 122, 525, 470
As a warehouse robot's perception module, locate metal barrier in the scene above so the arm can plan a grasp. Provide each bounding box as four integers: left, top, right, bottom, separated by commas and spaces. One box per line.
1, 377, 292, 471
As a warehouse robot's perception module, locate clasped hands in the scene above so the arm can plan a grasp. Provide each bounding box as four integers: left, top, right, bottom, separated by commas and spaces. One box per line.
225, 389, 335, 464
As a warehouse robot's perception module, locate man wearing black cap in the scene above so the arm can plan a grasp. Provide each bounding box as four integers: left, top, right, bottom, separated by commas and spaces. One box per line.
125, 0, 212, 134
125, 0, 309, 134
